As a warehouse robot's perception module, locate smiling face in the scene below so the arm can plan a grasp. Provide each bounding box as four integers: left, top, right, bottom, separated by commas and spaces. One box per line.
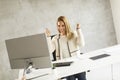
57, 21, 66, 36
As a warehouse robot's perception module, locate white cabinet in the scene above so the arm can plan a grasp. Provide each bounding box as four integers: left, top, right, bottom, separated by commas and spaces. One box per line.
112, 62, 120, 80
87, 63, 120, 80
86, 65, 112, 80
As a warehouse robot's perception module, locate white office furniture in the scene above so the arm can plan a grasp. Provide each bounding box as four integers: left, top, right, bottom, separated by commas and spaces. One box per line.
17, 44, 120, 80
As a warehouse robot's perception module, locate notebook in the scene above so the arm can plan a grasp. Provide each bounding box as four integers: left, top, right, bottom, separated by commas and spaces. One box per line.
89, 54, 110, 60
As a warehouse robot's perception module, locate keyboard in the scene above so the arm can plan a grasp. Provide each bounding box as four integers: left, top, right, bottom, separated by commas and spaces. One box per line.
53, 61, 73, 67
89, 54, 110, 60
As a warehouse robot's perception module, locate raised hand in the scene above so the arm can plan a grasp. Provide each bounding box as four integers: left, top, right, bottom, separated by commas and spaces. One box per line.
76, 24, 80, 29
45, 28, 51, 37
21, 75, 26, 80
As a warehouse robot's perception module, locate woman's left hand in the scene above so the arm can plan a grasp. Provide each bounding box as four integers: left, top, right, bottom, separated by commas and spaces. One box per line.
76, 24, 80, 29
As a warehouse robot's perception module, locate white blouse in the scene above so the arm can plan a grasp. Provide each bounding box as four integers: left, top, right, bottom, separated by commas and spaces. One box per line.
47, 29, 85, 60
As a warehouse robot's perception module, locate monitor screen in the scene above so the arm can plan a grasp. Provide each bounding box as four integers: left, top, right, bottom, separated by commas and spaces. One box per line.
5, 33, 52, 69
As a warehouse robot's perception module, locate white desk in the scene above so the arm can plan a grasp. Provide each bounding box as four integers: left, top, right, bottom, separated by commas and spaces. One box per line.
17, 45, 120, 80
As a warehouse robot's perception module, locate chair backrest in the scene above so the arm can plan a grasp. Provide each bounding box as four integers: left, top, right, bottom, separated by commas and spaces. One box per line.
51, 35, 56, 61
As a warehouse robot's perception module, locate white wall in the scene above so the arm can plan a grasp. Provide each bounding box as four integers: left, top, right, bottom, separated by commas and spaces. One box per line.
110, 0, 120, 44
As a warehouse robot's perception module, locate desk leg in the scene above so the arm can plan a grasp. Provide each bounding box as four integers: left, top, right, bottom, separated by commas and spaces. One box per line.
111, 64, 114, 80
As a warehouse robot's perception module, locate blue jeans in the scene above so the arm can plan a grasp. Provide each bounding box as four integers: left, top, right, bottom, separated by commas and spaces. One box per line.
65, 72, 86, 80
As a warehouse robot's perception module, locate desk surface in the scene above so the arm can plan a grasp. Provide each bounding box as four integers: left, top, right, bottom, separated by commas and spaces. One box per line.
18, 44, 120, 80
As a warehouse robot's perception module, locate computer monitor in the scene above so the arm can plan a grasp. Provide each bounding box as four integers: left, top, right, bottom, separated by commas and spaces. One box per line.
5, 33, 52, 69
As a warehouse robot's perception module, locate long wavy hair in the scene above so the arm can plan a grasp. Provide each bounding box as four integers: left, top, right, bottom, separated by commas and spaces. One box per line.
57, 16, 74, 40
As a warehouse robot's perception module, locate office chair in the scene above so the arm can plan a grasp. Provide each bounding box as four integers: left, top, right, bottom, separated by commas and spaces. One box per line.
50, 35, 57, 61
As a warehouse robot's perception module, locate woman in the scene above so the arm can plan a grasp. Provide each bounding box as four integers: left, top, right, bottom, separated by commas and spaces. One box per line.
46, 16, 86, 80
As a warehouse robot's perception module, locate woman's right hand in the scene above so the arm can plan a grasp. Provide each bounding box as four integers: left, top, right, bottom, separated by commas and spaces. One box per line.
21, 75, 26, 80
45, 28, 51, 37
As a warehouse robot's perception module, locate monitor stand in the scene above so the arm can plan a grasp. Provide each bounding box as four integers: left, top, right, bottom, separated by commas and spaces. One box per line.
23, 58, 49, 80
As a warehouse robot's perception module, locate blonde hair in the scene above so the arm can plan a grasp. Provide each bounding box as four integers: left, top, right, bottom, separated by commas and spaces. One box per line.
57, 16, 74, 40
